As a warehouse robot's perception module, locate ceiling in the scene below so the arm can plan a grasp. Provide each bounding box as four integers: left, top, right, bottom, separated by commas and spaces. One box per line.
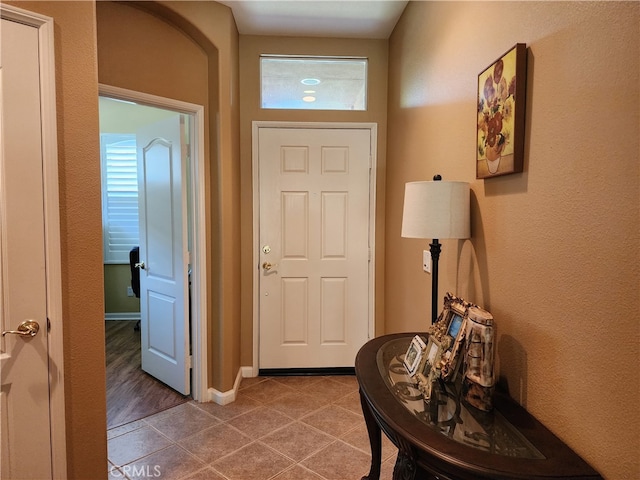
216, 0, 408, 39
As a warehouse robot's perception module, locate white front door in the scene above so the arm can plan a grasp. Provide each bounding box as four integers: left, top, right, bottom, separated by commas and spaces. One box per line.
137, 115, 190, 395
0, 15, 53, 479
257, 126, 373, 369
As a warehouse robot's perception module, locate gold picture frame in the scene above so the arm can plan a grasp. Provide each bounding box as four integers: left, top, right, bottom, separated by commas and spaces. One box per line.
416, 336, 444, 400
429, 293, 472, 381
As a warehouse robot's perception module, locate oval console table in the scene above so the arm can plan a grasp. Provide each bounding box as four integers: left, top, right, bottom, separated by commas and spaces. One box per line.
355, 333, 603, 480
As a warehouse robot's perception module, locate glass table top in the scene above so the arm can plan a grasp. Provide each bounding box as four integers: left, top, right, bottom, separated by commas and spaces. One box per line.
376, 336, 545, 459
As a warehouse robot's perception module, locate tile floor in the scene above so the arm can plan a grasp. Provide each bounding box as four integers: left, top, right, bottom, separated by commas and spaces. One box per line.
108, 376, 398, 480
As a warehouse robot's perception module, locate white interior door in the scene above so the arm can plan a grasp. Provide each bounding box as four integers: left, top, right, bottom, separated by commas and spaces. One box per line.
258, 126, 373, 369
137, 115, 190, 395
0, 16, 53, 479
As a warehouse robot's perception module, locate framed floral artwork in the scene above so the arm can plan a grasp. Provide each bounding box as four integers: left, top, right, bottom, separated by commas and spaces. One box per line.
477, 43, 527, 179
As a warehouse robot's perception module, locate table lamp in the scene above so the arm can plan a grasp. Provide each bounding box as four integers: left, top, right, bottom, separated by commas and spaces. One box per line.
401, 175, 470, 324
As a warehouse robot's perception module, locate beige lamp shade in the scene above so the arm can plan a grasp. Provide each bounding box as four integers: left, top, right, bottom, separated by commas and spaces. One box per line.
401, 181, 470, 239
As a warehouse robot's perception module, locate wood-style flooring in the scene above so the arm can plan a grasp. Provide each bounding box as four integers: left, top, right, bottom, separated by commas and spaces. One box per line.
106, 320, 189, 429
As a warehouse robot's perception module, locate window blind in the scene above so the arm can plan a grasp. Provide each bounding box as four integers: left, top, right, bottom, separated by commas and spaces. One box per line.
101, 134, 139, 264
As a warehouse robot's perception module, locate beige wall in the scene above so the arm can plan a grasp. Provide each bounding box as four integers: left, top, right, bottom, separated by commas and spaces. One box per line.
238, 36, 389, 366
96, 0, 242, 392
104, 265, 140, 314
154, 0, 242, 391
96, 2, 209, 103
385, 2, 639, 478
3, 1, 240, 476
7, 1, 637, 477
5, 1, 108, 477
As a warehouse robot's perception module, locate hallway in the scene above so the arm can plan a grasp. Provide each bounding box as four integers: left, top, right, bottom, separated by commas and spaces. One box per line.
107, 376, 398, 479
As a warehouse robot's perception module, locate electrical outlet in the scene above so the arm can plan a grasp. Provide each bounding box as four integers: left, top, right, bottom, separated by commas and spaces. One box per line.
423, 250, 431, 273
127, 286, 134, 297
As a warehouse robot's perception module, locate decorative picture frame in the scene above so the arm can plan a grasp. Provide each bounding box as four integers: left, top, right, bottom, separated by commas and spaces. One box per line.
476, 43, 527, 179
425, 335, 443, 372
403, 335, 427, 377
429, 293, 471, 381
416, 335, 444, 400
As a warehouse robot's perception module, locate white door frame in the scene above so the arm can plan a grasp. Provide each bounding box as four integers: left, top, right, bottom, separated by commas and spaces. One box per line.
1, 4, 65, 478
99, 84, 208, 402
251, 121, 377, 375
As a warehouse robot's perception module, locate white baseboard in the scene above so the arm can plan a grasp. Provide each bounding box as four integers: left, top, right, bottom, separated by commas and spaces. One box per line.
105, 312, 141, 321
207, 366, 254, 405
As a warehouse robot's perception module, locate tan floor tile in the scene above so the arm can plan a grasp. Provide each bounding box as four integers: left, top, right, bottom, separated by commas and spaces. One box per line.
108, 464, 126, 480
301, 440, 372, 480
239, 376, 270, 390
301, 377, 358, 404
182, 466, 227, 480
301, 404, 364, 437
145, 403, 219, 441
178, 423, 252, 464
145, 402, 193, 422
124, 444, 204, 480
272, 464, 326, 480
333, 390, 365, 415
329, 375, 359, 388
107, 375, 381, 480
260, 421, 334, 461
382, 454, 398, 478
241, 378, 296, 403
267, 391, 330, 419
341, 424, 398, 461
193, 394, 261, 421
212, 442, 294, 480
270, 375, 324, 389
108, 425, 173, 466
227, 406, 294, 439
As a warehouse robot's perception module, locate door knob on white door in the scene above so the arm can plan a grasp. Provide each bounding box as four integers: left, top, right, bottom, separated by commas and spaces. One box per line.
2, 320, 40, 337
262, 262, 278, 271
135, 261, 146, 270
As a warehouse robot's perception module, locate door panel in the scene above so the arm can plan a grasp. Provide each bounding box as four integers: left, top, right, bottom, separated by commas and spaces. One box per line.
137, 116, 189, 395
258, 127, 372, 369
0, 16, 53, 479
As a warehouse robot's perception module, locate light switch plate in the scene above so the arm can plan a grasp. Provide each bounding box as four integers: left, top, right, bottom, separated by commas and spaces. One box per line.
423, 250, 431, 273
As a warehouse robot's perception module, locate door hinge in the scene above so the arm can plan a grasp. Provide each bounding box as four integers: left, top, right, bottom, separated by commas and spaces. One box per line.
187, 355, 193, 369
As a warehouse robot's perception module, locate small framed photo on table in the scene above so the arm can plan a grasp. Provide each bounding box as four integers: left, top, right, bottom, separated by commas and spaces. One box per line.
416, 336, 444, 400
424, 336, 443, 373
403, 335, 427, 377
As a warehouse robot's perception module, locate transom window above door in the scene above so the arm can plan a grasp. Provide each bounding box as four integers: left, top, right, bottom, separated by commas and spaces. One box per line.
260, 55, 368, 110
